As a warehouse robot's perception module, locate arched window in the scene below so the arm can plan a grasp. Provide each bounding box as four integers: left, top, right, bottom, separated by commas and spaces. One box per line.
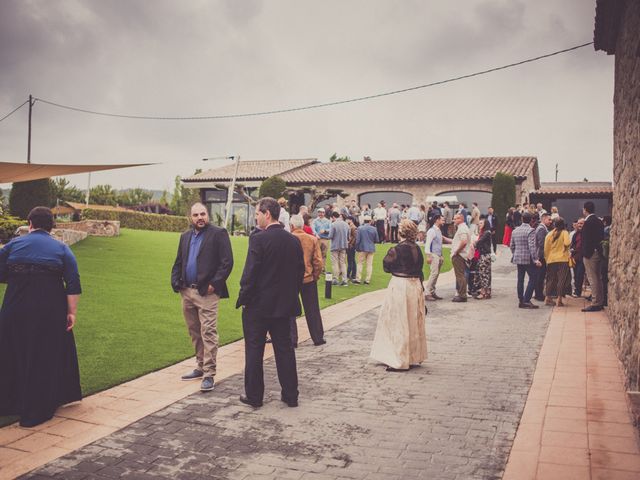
437, 190, 493, 213
358, 191, 413, 208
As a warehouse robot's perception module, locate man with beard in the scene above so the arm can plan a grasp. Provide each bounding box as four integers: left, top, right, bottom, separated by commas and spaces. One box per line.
171, 203, 234, 392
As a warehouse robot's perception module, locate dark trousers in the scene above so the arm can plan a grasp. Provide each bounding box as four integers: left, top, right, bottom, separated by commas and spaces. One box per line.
534, 260, 546, 300
452, 254, 467, 298
440, 224, 449, 238
242, 309, 298, 404
491, 231, 498, 252
573, 259, 585, 296
300, 281, 325, 344
346, 248, 357, 279
375, 220, 385, 242
517, 264, 538, 304
390, 226, 399, 243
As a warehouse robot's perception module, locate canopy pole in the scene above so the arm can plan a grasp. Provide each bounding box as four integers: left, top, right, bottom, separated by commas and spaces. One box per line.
223, 155, 241, 230
27, 94, 34, 164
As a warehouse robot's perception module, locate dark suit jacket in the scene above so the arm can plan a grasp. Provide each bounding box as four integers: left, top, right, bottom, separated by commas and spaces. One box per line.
487, 213, 498, 233
236, 223, 305, 318
171, 224, 233, 298
582, 214, 604, 259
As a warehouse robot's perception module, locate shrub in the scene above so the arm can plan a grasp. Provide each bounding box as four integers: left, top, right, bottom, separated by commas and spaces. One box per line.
83, 209, 190, 232
491, 172, 516, 240
0, 215, 26, 243
259, 176, 286, 199
9, 179, 55, 219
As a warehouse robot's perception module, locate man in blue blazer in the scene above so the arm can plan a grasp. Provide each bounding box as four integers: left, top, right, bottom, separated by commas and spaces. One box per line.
171, 203, 233, 392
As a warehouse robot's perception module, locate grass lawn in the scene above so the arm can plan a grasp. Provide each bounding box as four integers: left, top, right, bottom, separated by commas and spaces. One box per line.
1, 228, 450, 427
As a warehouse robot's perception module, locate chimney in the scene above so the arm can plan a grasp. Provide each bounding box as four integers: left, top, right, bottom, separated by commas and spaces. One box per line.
363, 156, 372, 162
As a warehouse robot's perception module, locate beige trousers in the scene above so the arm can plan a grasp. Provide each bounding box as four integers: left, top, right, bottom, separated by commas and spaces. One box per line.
181, 288, 220, 377
356, 251, 375, 283
318, 239, 329, 271
425, 254, 443, 295
583, 251, 604, 307
330, 249, 348, 282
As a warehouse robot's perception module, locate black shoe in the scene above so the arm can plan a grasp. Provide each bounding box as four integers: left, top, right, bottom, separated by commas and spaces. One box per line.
581, 305, 603, 312
364, 281, 370, 285
239, 395, 263, 408
181, 369, 204, 381
352, 280, 361, 284
432, 294, 443, 300
585, 295, 593, 301
519, 302, 539, 309
452, 296, 467, 303
385, 366, 410, 372
281, 395, 298, 407
313, 339, 326, 346
19, 414, 53, 428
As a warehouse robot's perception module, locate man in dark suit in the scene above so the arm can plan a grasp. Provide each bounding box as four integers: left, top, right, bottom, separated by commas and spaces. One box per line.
237, 197, 305, 408
581, 201, 605, 312
486, 206, 499, 252
171, 203, 234, 392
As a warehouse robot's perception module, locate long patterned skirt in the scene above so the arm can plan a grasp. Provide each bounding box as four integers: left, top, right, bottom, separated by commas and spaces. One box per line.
477, 254, 492, 291
545, 262, 571, 297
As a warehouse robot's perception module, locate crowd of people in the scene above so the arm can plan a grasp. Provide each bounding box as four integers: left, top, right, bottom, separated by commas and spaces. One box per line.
505, 201, 610, 311
0, 196, 612, 425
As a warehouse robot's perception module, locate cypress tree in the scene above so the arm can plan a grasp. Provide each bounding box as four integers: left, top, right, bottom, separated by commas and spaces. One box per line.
491, 172, 516, 241
9, 179, 55, 219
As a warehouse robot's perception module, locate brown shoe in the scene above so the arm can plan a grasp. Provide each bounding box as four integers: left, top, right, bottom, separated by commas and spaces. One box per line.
432, 293, 444, 300
425, 295, 437, 301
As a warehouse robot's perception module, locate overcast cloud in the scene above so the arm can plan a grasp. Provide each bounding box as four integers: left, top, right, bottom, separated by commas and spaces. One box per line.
0, 0, 613, 191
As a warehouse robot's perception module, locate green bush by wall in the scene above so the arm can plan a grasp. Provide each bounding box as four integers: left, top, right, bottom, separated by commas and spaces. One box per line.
83, 209, 189, 232
0, 215, 26, 243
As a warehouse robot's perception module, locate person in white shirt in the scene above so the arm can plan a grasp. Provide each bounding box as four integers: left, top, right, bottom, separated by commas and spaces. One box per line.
407, 203, 422, 225
425, 214, 452, 301
451, 213, 471, 302
373, 202, 388, 243
278, 197, 290, 232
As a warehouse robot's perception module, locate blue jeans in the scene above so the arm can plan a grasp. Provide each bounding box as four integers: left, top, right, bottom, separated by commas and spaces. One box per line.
517, 264, 538, 304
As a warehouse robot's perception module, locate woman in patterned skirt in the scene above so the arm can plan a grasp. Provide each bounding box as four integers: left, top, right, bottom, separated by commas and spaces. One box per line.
473, 217, 493, 299
544, 217, 572, 307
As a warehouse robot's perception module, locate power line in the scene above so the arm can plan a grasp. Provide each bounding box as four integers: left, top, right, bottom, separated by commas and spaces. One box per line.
0, 99, 29, 123
34, 42, 593, 121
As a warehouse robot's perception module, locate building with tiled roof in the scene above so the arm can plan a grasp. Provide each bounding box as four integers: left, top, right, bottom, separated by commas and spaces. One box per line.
183, 156, 540, 232
182, 158, 318, 187
529, 181, 613, 218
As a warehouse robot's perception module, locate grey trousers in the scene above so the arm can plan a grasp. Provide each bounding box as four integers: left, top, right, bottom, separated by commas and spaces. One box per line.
425, 254, 443, 295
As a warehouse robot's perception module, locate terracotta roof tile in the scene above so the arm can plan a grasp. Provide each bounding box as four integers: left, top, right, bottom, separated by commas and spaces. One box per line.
533, 182, 613, 195
279, 157, 538, 184
183, 158, 318, 182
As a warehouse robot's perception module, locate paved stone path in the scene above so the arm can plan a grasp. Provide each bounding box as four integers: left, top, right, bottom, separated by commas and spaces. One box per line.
23, 259, 552, 480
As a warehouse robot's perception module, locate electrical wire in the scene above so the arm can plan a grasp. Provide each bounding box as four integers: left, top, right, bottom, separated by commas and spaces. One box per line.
33, 42, 593, 121
0, 100, 30, 123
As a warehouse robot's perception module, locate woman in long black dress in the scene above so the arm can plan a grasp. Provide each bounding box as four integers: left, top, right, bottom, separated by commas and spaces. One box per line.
0, 207, 82, 427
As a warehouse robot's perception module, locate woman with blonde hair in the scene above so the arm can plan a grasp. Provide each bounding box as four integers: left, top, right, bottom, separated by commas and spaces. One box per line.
370, 219, 426, 371
544, 217, 572, 307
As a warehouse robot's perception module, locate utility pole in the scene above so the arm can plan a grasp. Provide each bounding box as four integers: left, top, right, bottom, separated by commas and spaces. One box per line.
555, 163, 558, 182
224, 155, 241, 230
27, 94, 34, 163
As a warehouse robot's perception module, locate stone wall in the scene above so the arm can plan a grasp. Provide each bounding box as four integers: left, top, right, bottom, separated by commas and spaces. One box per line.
56, 220, 120, 237
16, 226, 88, 246
607, 1, 640, 391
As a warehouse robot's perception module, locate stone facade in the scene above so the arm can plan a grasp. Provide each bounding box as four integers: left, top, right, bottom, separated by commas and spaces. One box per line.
56, 220, 121, 237
601, 1, 640, 392
334, 178, 532, 206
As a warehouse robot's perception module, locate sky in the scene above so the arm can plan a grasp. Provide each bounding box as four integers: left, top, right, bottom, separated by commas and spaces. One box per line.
0, 0, 614, 192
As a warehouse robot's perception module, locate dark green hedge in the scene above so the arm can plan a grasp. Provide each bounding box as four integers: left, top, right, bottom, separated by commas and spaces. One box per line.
83, 209, 189, 232
0, 215, 26, 243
